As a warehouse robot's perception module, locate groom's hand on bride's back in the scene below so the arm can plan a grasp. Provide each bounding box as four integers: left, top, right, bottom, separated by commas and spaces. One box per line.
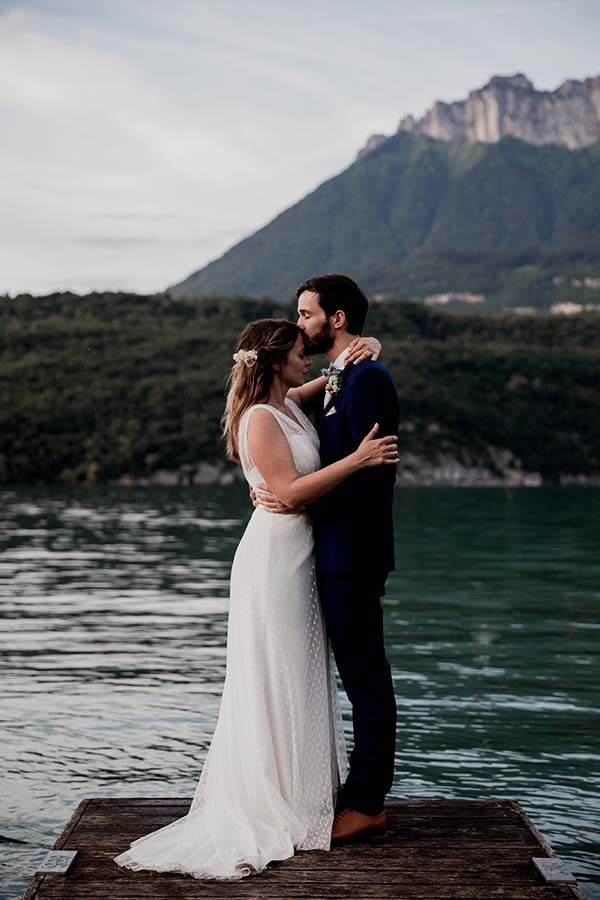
249, 483, 298, 514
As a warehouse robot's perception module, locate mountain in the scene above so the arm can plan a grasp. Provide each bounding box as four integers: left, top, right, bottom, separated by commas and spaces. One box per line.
358, 74, 600, 155
170, 75, 600, 311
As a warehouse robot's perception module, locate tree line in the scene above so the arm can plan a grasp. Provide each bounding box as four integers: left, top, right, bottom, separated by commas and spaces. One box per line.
1, 291, 599, 485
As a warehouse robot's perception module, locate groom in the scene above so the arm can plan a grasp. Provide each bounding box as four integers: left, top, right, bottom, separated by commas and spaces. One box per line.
294, 273, 399, 843
255, 273, 399, 841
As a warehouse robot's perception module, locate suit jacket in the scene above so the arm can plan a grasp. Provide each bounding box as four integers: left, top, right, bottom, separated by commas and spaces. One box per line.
310, 358, 400, 577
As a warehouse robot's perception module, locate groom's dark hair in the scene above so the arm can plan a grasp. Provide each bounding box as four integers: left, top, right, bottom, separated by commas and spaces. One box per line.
295, 273, 368, 334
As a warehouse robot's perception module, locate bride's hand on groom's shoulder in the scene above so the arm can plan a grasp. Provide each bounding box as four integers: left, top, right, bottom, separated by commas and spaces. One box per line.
250, 483, 299, 514
344, 336, 381, 366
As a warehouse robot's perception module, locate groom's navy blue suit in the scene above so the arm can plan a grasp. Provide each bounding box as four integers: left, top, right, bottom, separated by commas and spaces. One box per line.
310, 357, 399, 816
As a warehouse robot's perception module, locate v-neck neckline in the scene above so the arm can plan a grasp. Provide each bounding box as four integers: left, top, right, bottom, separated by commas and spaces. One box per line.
262, 399, 303, 430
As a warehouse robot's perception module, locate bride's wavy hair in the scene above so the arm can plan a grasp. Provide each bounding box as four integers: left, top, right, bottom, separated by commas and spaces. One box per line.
222, 319, 304, 462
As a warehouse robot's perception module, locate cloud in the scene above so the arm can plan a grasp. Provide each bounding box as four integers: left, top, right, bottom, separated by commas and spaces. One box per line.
76, 236, 171, 246
0, 4, 285, 293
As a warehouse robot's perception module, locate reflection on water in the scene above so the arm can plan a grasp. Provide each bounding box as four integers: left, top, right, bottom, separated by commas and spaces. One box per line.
1, 484, 599, 898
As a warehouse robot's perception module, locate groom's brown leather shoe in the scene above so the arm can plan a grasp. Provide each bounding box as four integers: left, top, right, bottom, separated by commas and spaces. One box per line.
331, 807, 388, 844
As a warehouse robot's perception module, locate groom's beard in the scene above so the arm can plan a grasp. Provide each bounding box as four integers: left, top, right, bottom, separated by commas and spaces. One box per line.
305, 322, 335, 355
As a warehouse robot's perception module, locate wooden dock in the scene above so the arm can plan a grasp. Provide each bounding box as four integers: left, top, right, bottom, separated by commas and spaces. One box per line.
21, 797, 587, 899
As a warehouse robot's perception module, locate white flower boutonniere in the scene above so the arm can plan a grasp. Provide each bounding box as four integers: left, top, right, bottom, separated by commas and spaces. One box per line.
321, 363, 344, 396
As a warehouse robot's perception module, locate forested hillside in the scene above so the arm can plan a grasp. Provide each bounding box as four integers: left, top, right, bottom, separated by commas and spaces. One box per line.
2, 292, 599, 485
170, 135, 600, 312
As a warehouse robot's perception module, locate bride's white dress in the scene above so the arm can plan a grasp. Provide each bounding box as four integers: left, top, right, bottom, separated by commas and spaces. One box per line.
114, 397, 348, 880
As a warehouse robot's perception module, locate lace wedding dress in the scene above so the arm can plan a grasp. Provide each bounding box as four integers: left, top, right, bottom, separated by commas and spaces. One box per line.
114, 397, 348, 880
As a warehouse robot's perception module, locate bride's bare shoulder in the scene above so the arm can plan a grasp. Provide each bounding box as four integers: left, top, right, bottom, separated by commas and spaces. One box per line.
246, 406, 283, 437
246, 407, 289, 466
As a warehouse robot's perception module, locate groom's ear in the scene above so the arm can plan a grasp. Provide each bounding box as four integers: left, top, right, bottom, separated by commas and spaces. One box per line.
331, 309, 348, 331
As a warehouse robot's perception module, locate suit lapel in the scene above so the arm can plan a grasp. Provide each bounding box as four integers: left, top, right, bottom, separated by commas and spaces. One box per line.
323, 391, 337, 416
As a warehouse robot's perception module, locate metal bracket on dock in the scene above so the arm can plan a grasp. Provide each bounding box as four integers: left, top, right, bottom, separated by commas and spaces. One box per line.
36, 850, 78, 874
532, 856, 577, 883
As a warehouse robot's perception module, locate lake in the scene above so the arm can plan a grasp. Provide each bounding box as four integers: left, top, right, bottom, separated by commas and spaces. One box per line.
1, 484, 599, 898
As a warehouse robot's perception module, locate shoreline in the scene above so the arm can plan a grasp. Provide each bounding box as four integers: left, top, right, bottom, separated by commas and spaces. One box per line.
111, 456, 600, 489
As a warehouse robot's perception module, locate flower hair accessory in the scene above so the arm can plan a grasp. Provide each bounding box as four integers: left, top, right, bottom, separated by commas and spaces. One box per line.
232, 348, 258, 367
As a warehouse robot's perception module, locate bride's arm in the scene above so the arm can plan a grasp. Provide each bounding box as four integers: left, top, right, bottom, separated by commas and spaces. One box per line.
286, 376, 326, 409
247, 408, 397, 510
287, 336, 382, 409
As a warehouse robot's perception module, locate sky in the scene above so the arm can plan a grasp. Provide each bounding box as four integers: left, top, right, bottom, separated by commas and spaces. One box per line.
1, 0, 599, 296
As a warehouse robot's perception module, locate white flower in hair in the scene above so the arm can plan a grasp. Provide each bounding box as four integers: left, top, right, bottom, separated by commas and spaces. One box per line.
232, 348, 258, 367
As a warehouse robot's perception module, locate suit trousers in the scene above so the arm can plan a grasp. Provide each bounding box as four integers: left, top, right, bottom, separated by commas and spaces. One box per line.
317, 570, 397, 816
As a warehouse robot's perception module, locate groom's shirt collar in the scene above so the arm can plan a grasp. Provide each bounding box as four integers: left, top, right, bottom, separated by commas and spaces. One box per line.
332, 346, 351, 370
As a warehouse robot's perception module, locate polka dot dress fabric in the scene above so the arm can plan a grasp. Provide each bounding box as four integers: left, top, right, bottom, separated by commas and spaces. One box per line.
114, 398, 348, 880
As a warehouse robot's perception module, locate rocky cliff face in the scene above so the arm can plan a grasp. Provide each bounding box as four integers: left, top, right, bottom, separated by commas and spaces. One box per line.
358, 73, 600, 157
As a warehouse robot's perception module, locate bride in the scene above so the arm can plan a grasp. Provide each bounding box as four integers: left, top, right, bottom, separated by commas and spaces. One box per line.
113, 318, 398, 880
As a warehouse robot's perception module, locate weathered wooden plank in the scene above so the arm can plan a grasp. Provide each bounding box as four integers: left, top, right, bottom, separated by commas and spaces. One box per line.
35, 884, 581, 900
74, 801, 524, 815
83, 808, 520, 822
82, 804, 519, 819
70, 849, 556, 874
21, 798, 587, 900
64, 834, 544, 852
506, 801, 587, 900
64, 863, 562, 884
69, 851, 549, 868
88, 798, 191, 808
86, 798, 517, 818
20, 800, 90, 900
76, 819, 536, 835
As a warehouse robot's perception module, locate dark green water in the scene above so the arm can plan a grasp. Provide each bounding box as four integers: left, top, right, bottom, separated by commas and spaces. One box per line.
1, 484, 598, 898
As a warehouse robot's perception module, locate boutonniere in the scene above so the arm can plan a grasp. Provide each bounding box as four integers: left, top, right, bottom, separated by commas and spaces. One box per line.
321, 362, 344, 397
